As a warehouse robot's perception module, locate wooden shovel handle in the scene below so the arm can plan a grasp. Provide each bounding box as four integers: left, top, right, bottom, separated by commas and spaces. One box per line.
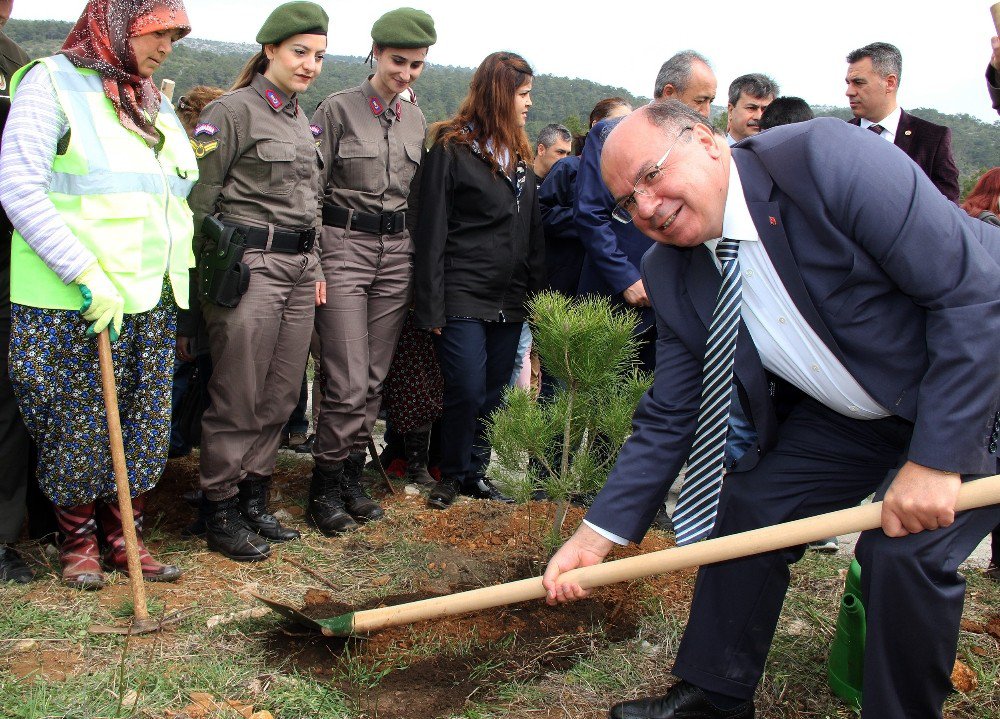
350, 474, 1000, 633
98, 330, 149, 621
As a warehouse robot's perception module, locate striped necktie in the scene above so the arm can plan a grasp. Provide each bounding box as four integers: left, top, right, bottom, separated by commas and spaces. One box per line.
673, 238, 742, 545
867, 123, 885, 135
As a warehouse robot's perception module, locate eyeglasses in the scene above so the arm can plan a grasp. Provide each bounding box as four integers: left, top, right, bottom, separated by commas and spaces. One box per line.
611, 126, 693, 224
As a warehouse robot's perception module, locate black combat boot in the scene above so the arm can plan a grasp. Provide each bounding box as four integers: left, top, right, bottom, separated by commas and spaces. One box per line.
204, 496, 271, 562
403, 429, 436, 487
237, 474, 300, 542
308, 463, 359, 536
427, 476, 462, 510
341, 451, 384, 522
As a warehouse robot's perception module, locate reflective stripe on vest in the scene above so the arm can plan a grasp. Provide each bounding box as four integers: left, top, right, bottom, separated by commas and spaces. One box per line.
8, 55, 198, 314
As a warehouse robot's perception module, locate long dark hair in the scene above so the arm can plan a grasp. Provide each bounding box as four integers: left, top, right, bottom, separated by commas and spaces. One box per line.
434, 51, 533, 174
962, 167, 1000, 218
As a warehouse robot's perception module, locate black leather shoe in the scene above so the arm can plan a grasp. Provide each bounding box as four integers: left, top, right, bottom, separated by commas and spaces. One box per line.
427, 476, 462, 509
609, 682, 754, 719
308, 463, 360, 535
0, 545, 33, 584
986, 562, 1000, 583
463, 477, 514, 503
237, 475, 300, 542
205, 496, 271, 562
341, 452, 383, 522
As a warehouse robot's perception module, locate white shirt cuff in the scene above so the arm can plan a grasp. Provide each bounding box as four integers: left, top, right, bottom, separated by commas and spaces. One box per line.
583, 519, 629, 546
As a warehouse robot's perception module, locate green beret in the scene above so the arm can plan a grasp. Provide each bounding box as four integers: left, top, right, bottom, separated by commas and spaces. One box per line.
256, 1, 329, 45
371, 7, 436, 49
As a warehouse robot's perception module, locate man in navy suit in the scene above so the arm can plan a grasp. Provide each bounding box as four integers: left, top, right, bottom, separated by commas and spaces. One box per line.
542, 101, 1000, 719
575, 50, 716, 372
845, 41, 959, 202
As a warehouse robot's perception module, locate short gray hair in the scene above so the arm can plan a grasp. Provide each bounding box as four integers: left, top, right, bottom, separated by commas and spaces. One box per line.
642, 99, 713, 138
727, 73, 780, 106
653, 50, 712, 99
846, 42, 902, 83
536, 123, 572, 148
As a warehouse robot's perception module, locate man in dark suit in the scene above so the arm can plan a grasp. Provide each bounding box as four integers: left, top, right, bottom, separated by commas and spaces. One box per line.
575, 50, 716, 372
542, 101, 1000, 719
845, 41, 959, 202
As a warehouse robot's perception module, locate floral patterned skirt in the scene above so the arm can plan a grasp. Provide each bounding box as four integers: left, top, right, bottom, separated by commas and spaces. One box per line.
9, 284, 176, 507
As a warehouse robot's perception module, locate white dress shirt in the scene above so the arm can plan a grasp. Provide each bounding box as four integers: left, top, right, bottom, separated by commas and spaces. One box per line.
859, 105, 901, 144
585, 158, 888, 546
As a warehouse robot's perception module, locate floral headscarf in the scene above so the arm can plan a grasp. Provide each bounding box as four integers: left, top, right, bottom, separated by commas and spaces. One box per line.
61, 0, 191, 147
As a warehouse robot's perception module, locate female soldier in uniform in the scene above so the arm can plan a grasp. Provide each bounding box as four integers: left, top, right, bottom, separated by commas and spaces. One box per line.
414, 51, 546, 510
188, 1, 327, 561
307, 8, 435, 535
0, 0, 195, 588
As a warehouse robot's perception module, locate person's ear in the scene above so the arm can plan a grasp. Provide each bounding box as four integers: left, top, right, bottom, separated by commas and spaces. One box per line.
885, 73, 898, 93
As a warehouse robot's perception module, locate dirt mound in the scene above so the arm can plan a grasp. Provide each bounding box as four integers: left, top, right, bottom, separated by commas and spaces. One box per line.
265, 590, 641, 719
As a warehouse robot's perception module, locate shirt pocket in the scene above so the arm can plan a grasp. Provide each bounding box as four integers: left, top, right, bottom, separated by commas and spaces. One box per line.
79, 194, 147, 274
398, 141, 422, 195
335, 139, 380, 193
254, 139, 297, 196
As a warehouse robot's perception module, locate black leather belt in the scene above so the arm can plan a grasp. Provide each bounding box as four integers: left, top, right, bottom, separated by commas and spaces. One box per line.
322, 204, 405, 235
228, 223, 316, 254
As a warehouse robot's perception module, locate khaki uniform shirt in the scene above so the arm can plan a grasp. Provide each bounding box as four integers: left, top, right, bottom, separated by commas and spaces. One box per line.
0, 31, 29, 318
188, 73, 322, 257
311, 79, 426, 215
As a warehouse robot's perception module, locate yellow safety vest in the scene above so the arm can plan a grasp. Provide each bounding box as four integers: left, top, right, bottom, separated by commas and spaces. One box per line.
9, 54, 198, 312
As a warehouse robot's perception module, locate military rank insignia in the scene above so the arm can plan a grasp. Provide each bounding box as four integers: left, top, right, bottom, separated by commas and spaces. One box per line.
265, 89, 283, 109
310, 124, 322, 137
190, 138, 219, 158
369, 96, 384, 116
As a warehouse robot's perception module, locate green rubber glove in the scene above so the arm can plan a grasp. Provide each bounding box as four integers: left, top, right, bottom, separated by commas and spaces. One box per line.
73, 262, 124, 341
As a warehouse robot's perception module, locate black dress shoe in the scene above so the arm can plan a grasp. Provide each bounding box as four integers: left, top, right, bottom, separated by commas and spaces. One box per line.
462, 477, 514, 503
0, 545, 33, 584
609, 681, 754, 719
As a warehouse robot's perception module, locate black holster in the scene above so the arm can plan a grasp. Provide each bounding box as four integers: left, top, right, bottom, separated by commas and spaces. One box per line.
199, 216, 250, 308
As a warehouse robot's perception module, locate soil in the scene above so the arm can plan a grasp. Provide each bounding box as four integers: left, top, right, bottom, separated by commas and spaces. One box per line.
7, 452, 695, 719
265, 586, 645, 719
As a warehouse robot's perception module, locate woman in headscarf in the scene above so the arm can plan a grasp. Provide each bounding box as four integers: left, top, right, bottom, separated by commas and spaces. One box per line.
0, 0, 197, 589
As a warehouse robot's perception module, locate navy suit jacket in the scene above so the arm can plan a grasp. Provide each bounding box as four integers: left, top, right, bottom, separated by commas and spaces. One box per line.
848, 110, 959, 202
573, 119, 655, 332
538, 155, 585, 296
587, 118, 1000, 543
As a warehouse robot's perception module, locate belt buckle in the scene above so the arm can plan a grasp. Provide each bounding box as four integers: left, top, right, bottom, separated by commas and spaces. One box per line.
299, 228, 316, 252
382, 212, 402, 235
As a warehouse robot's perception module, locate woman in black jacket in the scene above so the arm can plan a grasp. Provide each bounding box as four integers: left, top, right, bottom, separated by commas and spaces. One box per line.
414, 51, 545, 509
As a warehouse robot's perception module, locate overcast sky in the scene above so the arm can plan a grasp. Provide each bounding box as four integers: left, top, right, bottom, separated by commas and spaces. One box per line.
14, 1, 1000, 123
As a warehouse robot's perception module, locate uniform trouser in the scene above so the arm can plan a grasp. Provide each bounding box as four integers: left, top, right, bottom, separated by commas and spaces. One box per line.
199, 250, 317, 500
671, 398, 1000, 719
312, 226, 412, 465
0, 318, 31, 542
434, 319, 522, 482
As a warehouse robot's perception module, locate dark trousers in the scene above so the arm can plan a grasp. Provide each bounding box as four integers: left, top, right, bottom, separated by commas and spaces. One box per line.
672, 398, 1000, 719
435, 318, 521, 482
992, 525, 999, 563
0, 318, 30, 542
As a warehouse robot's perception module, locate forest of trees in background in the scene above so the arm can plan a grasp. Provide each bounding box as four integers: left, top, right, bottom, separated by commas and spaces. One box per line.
8, 19, 999, 192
